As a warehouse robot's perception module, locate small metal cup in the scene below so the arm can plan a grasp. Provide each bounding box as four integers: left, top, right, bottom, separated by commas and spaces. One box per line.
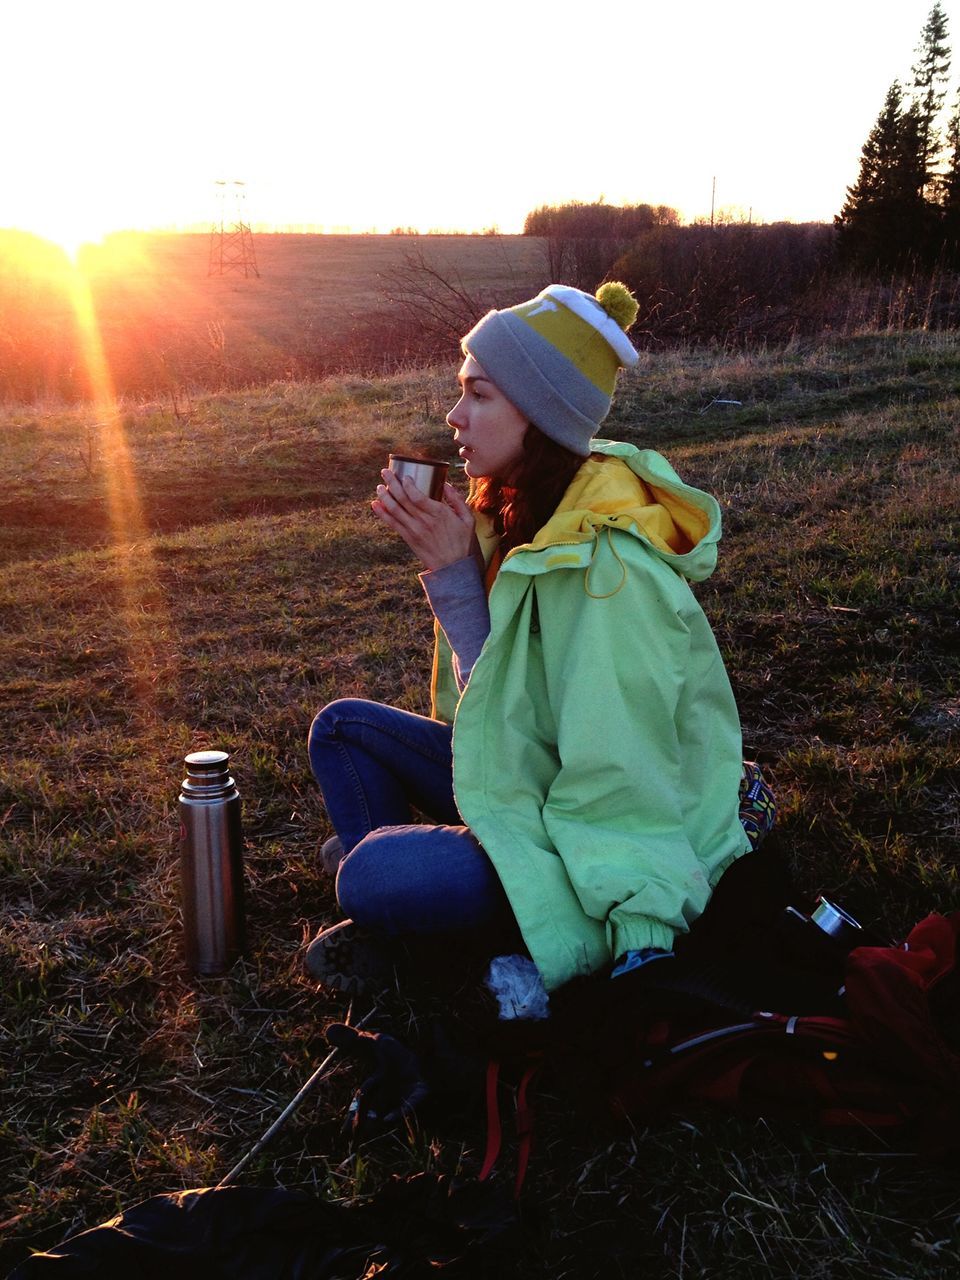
810, 897, 863, 947
388, 453, 449, 501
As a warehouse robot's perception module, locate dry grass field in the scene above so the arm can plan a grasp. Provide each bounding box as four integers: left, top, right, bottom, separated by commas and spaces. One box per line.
0, 231, 547, 402
1, 328, 959, 1276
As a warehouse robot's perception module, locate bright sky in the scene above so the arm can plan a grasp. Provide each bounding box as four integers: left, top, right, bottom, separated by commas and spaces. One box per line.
4, 0, 959, 246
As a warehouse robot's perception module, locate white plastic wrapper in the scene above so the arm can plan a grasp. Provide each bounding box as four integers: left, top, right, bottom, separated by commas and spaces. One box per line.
484, 954, 550, 1021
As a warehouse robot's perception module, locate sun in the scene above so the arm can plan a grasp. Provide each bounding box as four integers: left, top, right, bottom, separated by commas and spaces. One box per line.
31, 218, 116, 260
9, 203, 130, 261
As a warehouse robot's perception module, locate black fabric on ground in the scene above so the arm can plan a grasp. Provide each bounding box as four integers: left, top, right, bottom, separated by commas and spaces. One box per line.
8, 1175, 521, 1279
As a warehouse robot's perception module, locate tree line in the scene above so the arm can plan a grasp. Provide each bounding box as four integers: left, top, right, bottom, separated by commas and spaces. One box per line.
520, 6, 960, 344
837, 3, 960, 269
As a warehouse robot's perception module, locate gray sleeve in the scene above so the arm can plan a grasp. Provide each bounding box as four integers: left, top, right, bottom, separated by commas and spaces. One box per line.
419, 556, 491, 690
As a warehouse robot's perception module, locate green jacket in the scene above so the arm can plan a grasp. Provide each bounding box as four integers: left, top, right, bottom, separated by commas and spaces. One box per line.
432, 441, 750, 992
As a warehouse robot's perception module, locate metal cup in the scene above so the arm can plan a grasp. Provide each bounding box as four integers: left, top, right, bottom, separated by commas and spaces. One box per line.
810, 897, 863, 947
388, 453, 449, 500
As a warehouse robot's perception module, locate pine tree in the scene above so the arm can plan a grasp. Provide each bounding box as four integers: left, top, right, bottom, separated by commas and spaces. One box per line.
911, 3, 952, 197
836, 82, 913, 267
941, 89, 960, 254
896, 101, 935, 256
837, 5, 954, 269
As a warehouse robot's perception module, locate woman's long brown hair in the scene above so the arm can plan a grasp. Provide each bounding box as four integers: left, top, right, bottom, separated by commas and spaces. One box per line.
469, 424, 584, 554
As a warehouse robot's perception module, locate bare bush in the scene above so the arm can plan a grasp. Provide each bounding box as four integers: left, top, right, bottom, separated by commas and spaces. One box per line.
376, 243, 544, 362
613, 223, 838, 344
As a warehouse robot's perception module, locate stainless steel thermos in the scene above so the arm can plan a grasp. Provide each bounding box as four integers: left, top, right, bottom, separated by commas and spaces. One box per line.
178, 749, 246, 975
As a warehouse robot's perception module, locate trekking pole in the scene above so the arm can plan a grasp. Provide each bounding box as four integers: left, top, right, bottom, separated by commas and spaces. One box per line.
217, 1006, 376, 1188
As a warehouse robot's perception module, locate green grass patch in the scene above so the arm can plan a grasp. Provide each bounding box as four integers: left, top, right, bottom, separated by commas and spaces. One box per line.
1, 330, 959, 1277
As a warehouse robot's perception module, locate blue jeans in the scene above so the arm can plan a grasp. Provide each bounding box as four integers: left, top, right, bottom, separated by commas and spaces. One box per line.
307, 698, 513, 936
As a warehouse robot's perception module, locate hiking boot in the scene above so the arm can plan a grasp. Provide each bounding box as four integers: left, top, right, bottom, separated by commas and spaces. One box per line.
320, 834, 345, 877
304, 918, 392, 996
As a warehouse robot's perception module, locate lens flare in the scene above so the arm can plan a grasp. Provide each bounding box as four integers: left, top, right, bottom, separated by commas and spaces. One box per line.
63, 259, 171, 715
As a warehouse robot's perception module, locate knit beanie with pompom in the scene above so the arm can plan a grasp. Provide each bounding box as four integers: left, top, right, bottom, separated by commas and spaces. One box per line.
461, 281, 639, 457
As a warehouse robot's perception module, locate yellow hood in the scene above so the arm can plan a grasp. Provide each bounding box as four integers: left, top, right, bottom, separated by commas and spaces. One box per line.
524, 442, 721, 583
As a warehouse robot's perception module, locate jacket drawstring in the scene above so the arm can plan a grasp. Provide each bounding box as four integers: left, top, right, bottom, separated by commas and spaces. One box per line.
584, 525, 627, 599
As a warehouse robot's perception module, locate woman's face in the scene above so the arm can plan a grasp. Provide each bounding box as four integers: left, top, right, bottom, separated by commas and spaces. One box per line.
447, 354, 528, 481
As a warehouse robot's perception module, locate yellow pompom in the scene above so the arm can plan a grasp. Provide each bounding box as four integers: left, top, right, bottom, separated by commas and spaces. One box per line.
596, 281, 639, 332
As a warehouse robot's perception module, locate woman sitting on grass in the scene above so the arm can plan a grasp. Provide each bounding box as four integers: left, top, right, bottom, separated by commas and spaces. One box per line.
305, 281, 767, 1001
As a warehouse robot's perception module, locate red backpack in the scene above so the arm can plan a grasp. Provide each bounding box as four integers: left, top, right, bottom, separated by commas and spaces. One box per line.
604, 912, 960, 1143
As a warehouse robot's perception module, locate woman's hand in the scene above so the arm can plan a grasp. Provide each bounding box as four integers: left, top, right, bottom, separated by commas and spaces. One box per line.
371, 469, 476, 571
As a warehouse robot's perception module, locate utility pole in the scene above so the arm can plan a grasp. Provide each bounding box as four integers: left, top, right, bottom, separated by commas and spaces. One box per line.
208, 180, 259, 278
710, 176, 716, 229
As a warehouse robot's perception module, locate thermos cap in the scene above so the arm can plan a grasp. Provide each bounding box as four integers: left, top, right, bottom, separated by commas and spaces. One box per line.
185, 750, 230, 770
182, 750, 235, 798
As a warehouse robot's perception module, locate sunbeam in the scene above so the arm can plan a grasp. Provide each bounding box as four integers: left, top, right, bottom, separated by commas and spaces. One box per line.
64, 260, 172, 718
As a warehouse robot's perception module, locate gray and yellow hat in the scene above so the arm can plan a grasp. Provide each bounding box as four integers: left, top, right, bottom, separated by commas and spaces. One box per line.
462, 281, 639, 456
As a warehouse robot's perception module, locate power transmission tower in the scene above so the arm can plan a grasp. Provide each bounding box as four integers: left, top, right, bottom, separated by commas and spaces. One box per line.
208, 180, 259, 277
